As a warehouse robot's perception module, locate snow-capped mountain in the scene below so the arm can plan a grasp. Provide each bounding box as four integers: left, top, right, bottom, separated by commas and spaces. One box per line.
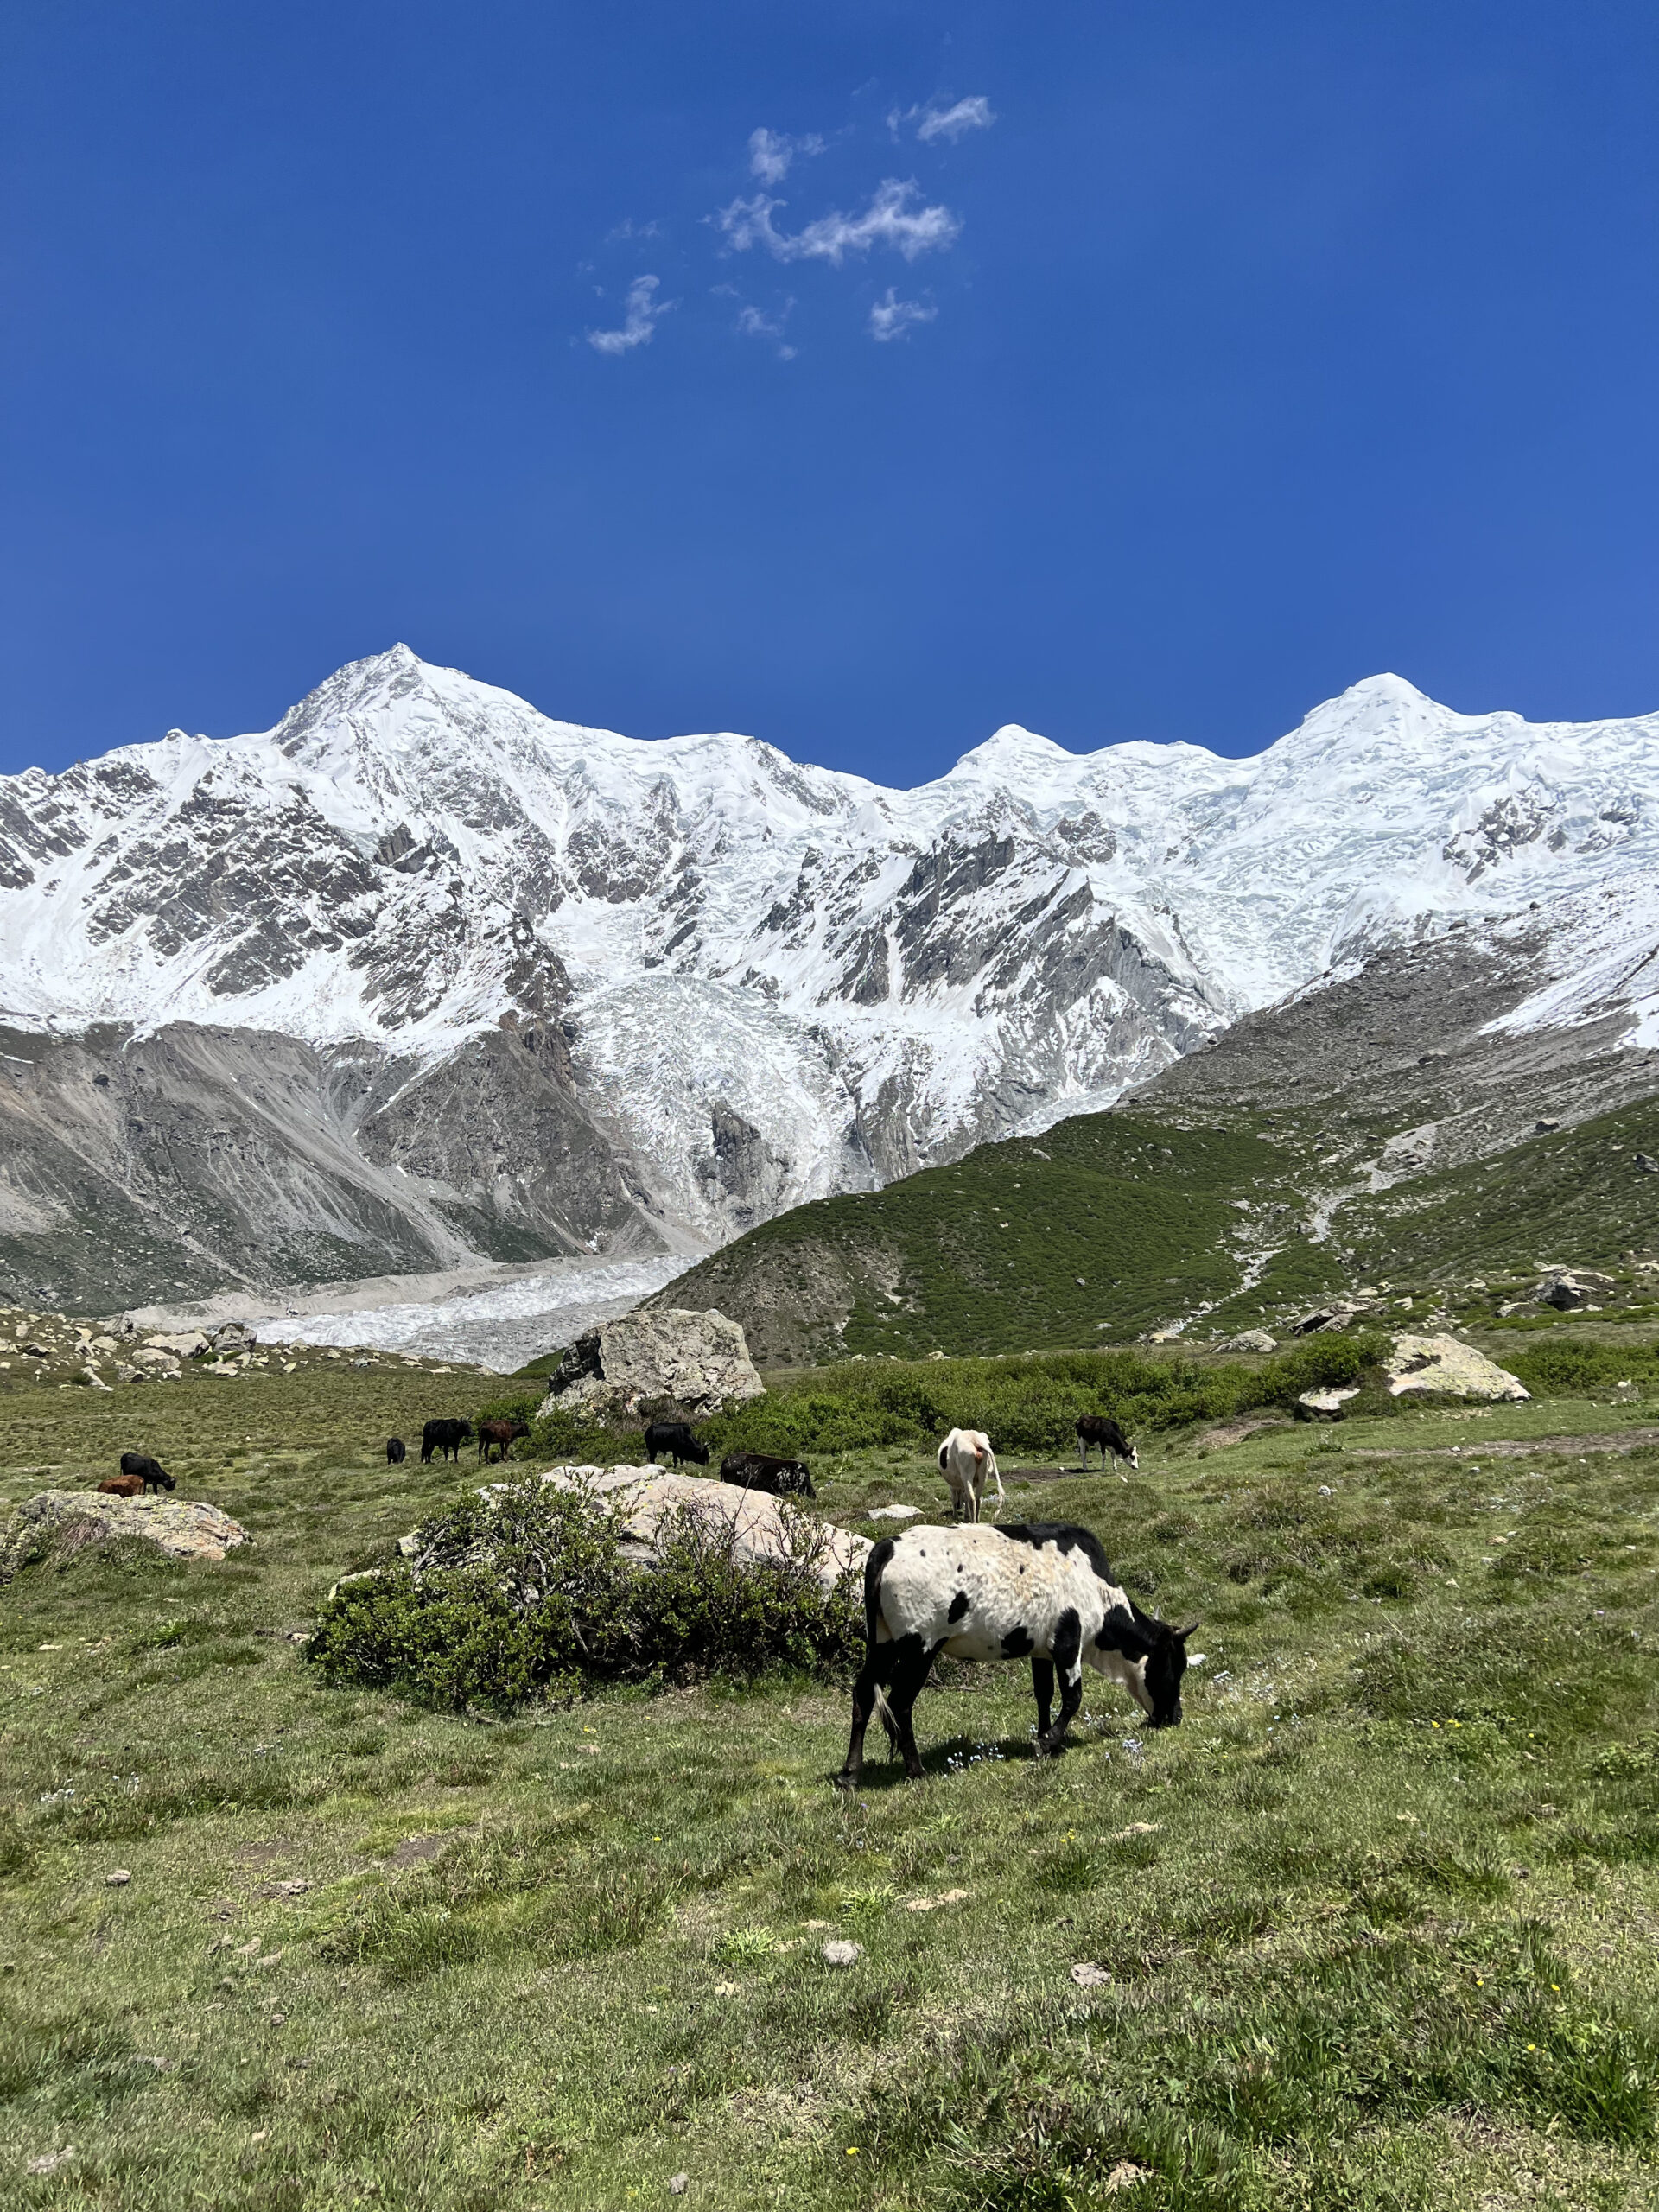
2, 645, 1656, 1309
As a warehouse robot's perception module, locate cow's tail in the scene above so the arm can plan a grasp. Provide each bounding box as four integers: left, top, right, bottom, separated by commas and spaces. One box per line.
872, 1682, 899, 1748
986, 1448, 1005, 1519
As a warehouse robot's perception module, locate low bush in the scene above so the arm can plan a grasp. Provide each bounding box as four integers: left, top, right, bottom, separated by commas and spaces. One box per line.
306, 1477, 858, 1709
1507, 1337, 1659, 1396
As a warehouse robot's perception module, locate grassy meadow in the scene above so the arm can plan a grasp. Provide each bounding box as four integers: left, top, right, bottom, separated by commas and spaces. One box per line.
3, 1353, 1658, 2209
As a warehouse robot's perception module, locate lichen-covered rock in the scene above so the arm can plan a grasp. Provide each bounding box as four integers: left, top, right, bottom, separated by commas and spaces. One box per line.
1216, 1329, 1278, 1354
1383, 1335, 1529, 1402
1296, 1386, 1359, 1420
0, 1491, 252, 1581
403, 1465, 870, 1592
540, 1309, 765, 1420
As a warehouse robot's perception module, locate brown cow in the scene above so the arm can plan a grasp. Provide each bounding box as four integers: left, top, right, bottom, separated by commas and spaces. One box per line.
99, 1473, 145, 1497
477, 1415, 530, 1465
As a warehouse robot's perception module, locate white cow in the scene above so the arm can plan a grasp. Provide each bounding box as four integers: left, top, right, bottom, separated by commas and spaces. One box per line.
938, 1427, 1003, 1522
836, 1518, 1196, 1786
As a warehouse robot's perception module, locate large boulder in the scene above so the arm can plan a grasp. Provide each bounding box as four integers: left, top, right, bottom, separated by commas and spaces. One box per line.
1216, 1329, 1279, 1354
400, 1465, 869, 1592
1382, 1335, 1529, 1402
1535, 1268, 1615, 1312
540, 1308, 765, 1421
0, 1491, 251, 1581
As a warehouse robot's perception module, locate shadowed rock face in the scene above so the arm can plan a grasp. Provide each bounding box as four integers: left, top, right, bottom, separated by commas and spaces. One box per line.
0, 1019, 674, 1311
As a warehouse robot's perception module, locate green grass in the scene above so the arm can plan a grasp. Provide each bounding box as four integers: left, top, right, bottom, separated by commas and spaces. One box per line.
658, 1112, 1320, 1363
3, 1361, 1659, 2207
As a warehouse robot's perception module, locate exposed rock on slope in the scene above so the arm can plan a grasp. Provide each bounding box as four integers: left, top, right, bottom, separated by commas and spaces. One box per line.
1382, 1336, 1529, 1402
541, 1308, 765, 1419
0, 1491, 251, 1580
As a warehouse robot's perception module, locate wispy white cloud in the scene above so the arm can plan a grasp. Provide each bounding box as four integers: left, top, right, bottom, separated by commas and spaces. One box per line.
606, 217, 664, 243
747, 126, 825, 186
889, 95, 996, 143
587, 275, 671, 355
735, 299, 798, 359
716, 178, 961, 265
868, 288, 937, 342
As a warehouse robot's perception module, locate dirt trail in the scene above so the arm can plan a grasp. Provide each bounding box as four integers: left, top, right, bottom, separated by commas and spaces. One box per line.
1345, 1427, 1659, 1461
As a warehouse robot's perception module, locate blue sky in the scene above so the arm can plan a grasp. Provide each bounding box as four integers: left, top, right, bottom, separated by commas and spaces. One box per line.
3, 0, 1656, 783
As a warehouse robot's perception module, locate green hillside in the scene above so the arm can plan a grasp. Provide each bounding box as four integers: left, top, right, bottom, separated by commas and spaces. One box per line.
656, 1090, 1659, 1366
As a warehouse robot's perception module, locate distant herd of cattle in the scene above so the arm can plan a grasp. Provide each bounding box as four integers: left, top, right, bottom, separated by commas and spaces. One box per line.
93, 1404, 1164, 1783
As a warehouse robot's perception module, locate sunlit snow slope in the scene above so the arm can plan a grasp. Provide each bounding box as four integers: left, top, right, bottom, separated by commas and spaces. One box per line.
2, 645, 1656, 1308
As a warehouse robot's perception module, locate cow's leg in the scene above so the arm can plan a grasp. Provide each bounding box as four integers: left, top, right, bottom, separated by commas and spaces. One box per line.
1077, 1436, 1090, 1471
1039, 1608, 1084, 1756
883, 1635, 937, 1781
1030, 1655, 1055, 1743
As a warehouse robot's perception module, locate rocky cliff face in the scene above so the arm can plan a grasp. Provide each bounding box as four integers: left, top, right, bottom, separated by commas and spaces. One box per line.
3, 645, 1657, 1309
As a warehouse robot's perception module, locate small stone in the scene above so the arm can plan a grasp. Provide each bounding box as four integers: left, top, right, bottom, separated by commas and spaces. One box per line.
669, 2176, 690, 2196
270, 1879, 309, 1897
867, 1504, 922, 1522
1070, 1961, 1112, 1986
106, 1868, 131, 1886
26, 2149, 77, 2176
822, 1939, 863, 1967
1103, 2160, 1147, 2192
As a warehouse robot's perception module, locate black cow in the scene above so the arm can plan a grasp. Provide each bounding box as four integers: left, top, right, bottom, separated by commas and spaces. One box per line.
644, 1420, 709, 1468
421, 1418, 473, 1465
119, 1451, 175, 1494
1076, 1414, 1138, 1472
720, 1450, 815, 1498
385, 1437, 407, 1465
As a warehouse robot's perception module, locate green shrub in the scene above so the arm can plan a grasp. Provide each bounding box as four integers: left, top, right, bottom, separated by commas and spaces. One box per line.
1508, 1338, 1659, 1396
306, 1477, 858, 1709
630, 1502, 860, 1681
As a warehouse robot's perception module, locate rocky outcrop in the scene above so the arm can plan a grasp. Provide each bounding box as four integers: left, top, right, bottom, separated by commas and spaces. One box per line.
540, 1308, 765, 1419
0, 1491, 251, 1580
1535, 1268, 1616, 1311
1383, 1335, 1529, 1402
398, 1465, 869, 1592
1215, 1329, 1278, 1354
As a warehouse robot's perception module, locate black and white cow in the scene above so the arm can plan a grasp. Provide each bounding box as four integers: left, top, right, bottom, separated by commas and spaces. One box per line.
1076, 1414, 1138, 1473
836, 1519, 1195, 1787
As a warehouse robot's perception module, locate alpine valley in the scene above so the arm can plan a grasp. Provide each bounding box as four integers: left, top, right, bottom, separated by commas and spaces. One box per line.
3, 643, 1658, 1319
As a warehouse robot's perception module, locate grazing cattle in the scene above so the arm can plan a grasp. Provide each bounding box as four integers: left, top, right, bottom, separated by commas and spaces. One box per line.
477, 1415, 530, 1465
99, 1473, 145, 1498
385, 1437, 406, 1465
720, 1450, 815, 1498
836, 1518, 1195, 1787
938, 1427, 1003, 1523
420, 1418, 473, 1465
1076, 1414, 1138, 1473
644, 1420, 709, 1468
119, 1452, 175, 1494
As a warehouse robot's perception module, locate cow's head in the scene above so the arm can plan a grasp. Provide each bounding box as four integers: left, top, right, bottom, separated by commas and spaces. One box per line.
1141, 1619, 1197, 1726
1097, 1612, 1196, 1726
1123, 1440, 1140, 1469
